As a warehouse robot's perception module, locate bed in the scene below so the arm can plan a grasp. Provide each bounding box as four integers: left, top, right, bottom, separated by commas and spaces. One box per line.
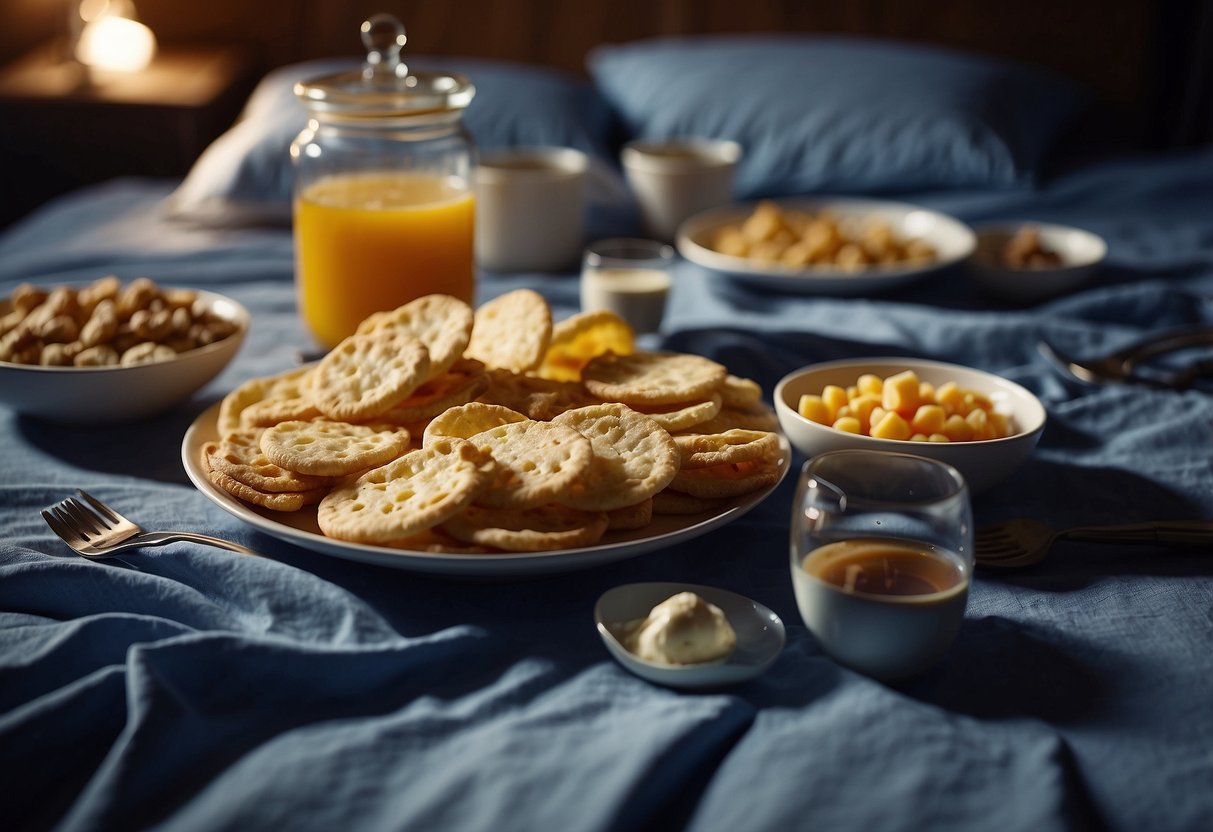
2, 30, 1213, 832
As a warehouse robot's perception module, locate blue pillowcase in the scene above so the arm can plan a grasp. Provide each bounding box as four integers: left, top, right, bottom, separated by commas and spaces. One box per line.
168, 57, 623, 226
588, 35, 1091, 198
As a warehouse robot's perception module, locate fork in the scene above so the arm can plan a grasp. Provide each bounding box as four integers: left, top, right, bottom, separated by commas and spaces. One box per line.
42, 490, 260, 559
1039, 327, 1213, 389
974, 517, 1213, 568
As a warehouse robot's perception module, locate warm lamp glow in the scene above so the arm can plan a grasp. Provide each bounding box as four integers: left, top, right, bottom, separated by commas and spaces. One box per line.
73, 0, 157, 73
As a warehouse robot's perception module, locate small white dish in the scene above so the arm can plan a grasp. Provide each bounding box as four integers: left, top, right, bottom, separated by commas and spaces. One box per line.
774, 357, 1046, 495
967, 221, 1107, 303
676, 197, 975, 295
595, 581, 785, 689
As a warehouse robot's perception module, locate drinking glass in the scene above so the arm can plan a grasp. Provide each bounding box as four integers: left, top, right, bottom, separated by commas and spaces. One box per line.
580, 238, 675, 335
789, 449, 973, 681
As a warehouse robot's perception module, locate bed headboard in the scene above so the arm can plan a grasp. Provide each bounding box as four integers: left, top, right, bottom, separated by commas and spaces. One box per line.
3, 0, 1209, 147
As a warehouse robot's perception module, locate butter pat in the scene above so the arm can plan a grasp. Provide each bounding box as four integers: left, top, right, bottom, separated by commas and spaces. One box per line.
624, 591, 737, 665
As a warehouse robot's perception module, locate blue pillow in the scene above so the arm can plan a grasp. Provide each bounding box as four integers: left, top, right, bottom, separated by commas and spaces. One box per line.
588, 35, 1090, 198
168, 57, 624, 226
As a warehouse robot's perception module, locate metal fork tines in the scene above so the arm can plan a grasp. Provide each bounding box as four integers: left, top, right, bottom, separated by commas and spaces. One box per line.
42, 489, 259, 559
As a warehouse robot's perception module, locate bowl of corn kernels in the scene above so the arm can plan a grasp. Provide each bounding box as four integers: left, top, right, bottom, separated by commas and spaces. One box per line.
0, 276, 248, 424
774, 357, 1046, 494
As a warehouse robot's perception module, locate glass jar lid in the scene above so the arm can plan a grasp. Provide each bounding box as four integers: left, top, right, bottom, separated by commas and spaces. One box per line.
294, 13, 474, 117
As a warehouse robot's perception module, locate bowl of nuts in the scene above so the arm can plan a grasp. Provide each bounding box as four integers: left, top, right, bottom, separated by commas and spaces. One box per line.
967, 222, 1107, 303
774, 357, 1046, 495
676, 197, 976, 295
0, 276, 249, 424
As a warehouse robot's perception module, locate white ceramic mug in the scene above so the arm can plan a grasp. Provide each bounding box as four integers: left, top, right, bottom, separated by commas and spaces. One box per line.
474, 146, 588, 272
622, 138, 742, 242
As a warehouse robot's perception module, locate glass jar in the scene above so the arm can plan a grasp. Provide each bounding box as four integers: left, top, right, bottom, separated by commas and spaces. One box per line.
290, 14, 476, 349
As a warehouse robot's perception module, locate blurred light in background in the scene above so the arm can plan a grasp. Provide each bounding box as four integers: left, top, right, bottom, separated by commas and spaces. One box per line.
73, 0, 156, 72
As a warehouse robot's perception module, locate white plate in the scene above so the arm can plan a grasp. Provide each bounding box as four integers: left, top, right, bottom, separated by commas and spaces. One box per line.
595, 582, 786, 689
676, 197, 975, 295
182, 401, 791, 577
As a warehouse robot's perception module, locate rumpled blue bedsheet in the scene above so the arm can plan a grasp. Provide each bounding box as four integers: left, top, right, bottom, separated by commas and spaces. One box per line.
2, 146, 1212, 832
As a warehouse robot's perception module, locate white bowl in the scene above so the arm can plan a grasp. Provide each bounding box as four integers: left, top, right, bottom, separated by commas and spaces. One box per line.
596, 582, 785, 690
774, 357, 1046, 495
967, 222, 1107, 302
676, 197, 976, 295
0, 289, 249, 424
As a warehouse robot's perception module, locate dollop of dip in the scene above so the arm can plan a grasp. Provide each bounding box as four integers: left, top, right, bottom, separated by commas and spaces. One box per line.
621, 591, 737, 665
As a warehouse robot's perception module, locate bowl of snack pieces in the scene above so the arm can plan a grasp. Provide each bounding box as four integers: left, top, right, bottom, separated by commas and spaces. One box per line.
967, 221, 1107, 303
774, 357, 1046, 495
676, 197, 976, 295
0, 276, 248, 424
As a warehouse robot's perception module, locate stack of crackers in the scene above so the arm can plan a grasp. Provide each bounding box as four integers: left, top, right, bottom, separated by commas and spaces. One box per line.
200, 290, 784, 553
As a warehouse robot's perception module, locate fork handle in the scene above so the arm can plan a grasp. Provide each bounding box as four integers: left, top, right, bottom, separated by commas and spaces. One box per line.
134, 531, 261, 556
1060, 520, 1213, 547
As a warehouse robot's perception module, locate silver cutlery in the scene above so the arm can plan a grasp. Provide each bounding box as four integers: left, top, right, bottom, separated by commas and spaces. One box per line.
975, 516, 1213, 568
42, 489, 260, 560
1039, 326, 1213, 389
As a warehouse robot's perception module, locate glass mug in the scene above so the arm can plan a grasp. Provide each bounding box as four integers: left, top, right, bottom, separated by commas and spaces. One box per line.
291, 14, 476, 349
790, 449, 973, 681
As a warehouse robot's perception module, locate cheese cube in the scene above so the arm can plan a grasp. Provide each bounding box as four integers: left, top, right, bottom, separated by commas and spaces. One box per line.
797, 394, 831, 425
870, 410, 912, 440
881, 370, 920, 415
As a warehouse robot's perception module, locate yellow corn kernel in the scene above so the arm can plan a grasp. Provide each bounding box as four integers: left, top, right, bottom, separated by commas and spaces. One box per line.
822, 384, 849, 420
868, 406, 887, 431
965, 390, 994, 412
881, 370, 920, 415
797, 394, 831, 425
832, 415, 862, 434
857, 373, 884, 397
910, 403, 946, 436
910, 433, 929, 442
848, 394, 882, 432
988, 410, 1011, 438
870, 410, 912, 440
965, 407, 992, 440
918, 381, 936, 403
846, 385, 860, 400
936, 381, 963, 414
942, 413, 973, 441
928, 433, 951, 442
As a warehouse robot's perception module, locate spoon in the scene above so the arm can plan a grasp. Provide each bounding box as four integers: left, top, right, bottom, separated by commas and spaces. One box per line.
595, 582, 785, 689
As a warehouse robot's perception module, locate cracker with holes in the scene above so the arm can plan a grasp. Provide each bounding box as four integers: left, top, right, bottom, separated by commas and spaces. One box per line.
259, 420, 410, 477
684, 403, 780, 434
674, 429, 781, 469
651, 489, 729, 515
667, 457, 783, 499
371, 358, 489, 425
552, 403, 679, 511
317, 437, 493, 543
240, 395, 322, 429
308, 331, 431, 421
605, 497, 653, 531
441, 504, 609, 552
205, 432, 331, 492
422, 402, 527, 446
206, 466, 329, 512
581, 350, 727, 406
480, 368, 599, 420
719, 374, 763, 409
355, 294, 473, 378
467, 420, 592, 510
633, 393, 722, 432
465, 288, 552, 372
219, 366, 313, 437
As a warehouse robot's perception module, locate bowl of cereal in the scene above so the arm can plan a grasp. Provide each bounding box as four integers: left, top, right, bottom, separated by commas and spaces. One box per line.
774, 357, 1046, 494
0, 277, 249, 424
676, 197, 975, 295
967, 222, 1107, 303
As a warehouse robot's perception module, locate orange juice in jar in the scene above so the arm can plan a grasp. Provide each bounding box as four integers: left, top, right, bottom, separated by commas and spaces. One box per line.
294, 171, 475, 348
290, 14, 477, 348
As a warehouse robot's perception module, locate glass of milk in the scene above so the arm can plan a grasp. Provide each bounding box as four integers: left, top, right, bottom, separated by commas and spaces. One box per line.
580, 238, 675, 335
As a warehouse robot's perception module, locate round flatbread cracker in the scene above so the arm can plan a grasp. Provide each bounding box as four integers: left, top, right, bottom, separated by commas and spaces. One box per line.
371, 358, 489, 424
479, 368, 599, 420
355, 294, 473, 378
633, 394, 722, 432
317, 437, 493, 543
552, 403, 679, 511
719, 375, 763, 409
581, 351, 727, 406
674, 429, 781, 469
218, 366, 312, 437
207, 467, 328, 513
259, 420, 410, 477
667, 457, 783, 499
465, 288, 553, 372
205, 433, 332, 492
441, 504, 609, 552
308, 331, 431, 421
422, 402, 527, 446
467, 420, 593, 510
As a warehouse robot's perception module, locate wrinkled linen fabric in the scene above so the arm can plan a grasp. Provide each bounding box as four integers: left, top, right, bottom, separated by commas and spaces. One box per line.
1, 145, 1212, 832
